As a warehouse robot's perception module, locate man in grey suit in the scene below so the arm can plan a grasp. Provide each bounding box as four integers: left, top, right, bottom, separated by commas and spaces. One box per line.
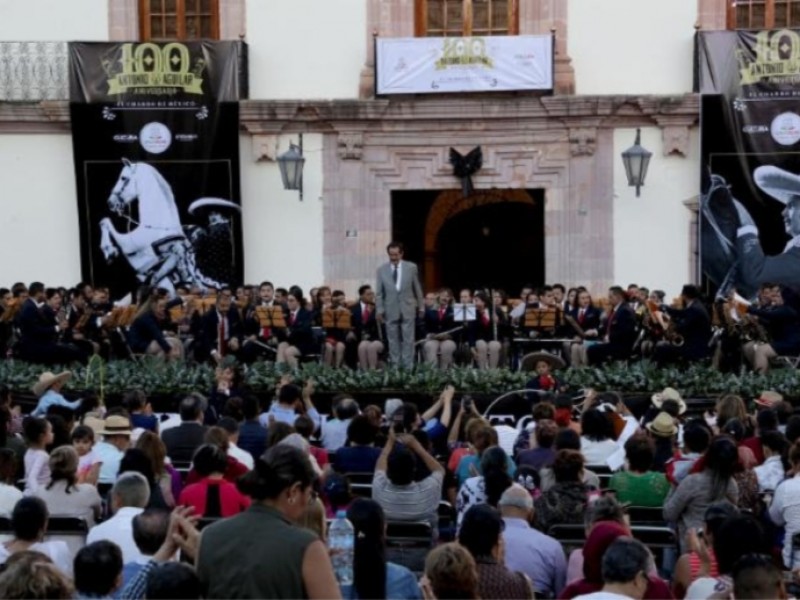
375, 242, 425, 369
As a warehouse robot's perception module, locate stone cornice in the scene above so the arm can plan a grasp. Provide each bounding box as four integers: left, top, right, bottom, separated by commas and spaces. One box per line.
0, 94, 699, 134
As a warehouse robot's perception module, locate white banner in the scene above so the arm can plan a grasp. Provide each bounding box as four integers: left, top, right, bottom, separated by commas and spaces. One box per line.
376, 35, 553, 95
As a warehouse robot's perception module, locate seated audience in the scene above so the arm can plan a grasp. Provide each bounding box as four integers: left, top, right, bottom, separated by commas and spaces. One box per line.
343, 498, 422, 599
422, 543, 479, 600
87, 472, 150, 564
663, 436, 739, 553
332, 415, 381, 473
73, 540, 123, 600
195, 445, 339, 599
178, 444, 250, 518
294, 415, 329, 469
146, 562, 202, 600
754, 430, 788, 492
572, 538, 654, 600
95, 414, 132, 485
322, 397, 359, 452
608, 434, 670, 507
161, 395, 207, 465
731, 553, 788, 600
534, 449, 588, 533
71, 425, 101, 485
458, 504, 534, 599
580, 408, 618, 465
32, 445, 102, 526
454, 422, 515, 488
372, 429, 444, 527
124, 390, 158, 433
0, 449, 22, 515
237, 395, 268, 461
121, 508, 170, 595
456, 446, 512, 525
184, 426, 248, 484
135, 431, 178, 508
298, 497, 327, 543
540, 429, 601, 491
217, 416, 254, 470
665, 422, 711, 486
22, 416, 53, 494
671, 501, 739, 599
517, 418, 558, 471
260, 382, 321, 431
0, 551, 74, 600
322, 473, 352, 519
565, 496, 629, 585
768, 439, 800, 568
119, 449, 171, 510
0, 497, 72, 576
498, 483, 567, 598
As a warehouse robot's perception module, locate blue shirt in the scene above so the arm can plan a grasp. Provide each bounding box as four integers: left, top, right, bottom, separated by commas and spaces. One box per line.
333, 446, 381, 474
341, 562, 422, 599
95, 441, 124, 484
455, 454, 517, 488
130, 413, 158, 432
31, 389, 81, 417
114, 561, 148, 599
502, 516, 567, 597
260, 404, 321, 430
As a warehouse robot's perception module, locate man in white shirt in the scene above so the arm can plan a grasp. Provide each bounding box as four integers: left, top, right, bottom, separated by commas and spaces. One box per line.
321, 397, 358, 452
87, 472, 150, 564
217, 417, 254, 470
95, 415, 132, 485
573, 538, 651, 600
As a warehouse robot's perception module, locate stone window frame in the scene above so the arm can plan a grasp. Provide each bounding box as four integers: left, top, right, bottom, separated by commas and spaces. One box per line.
414, 0, 521, 36
108, 0, 245, 41
139, 0, 221, 41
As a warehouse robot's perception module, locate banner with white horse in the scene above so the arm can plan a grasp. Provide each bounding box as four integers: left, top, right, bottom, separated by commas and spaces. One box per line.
68, 41, 246, 300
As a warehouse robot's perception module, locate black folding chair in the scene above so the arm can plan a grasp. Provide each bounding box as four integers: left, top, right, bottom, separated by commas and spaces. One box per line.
626, 506, 666, 526
385, 521, 434, 576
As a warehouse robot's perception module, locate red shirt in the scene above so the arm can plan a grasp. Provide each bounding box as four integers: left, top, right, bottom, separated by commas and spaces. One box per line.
741, 436, 765, 465
310, 446, 329, 469
185, 455, 249, 486
178, 477, 251, 518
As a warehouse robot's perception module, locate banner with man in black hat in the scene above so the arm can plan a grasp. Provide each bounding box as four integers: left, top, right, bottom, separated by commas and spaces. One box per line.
698, 29, 800, 299
68, 41, 247, 300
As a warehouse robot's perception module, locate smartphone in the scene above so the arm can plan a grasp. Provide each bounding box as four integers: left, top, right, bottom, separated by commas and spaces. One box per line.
392, 409, 405, 434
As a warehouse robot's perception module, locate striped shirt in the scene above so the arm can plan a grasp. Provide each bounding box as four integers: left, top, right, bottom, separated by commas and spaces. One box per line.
372, 470, 443, 526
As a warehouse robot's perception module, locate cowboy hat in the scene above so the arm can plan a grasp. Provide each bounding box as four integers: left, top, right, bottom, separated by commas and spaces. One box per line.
188, 198, 241, 216
99, 415, 133, 437
647, 412, 678, 438
755, 390, 784, 408
651, 387, 687, 415
754, 165, 800, 205
520, 352, 566, 372
32, 371, 72, 397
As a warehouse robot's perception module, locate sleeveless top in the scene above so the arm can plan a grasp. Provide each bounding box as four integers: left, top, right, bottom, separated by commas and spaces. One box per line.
197, 503, 317, 599
689, 550, 719, 579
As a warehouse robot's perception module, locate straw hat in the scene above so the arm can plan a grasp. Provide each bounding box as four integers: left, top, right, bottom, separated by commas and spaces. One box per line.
520, 351, 566, 372
32, 371, 72, 398
651, 387, 687, 415
99, 415, 133, 437
647, 412, 678, 438
755, 390, 783, 408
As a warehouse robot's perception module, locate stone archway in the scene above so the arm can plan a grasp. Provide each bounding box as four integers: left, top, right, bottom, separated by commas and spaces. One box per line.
423, 188, 538, 290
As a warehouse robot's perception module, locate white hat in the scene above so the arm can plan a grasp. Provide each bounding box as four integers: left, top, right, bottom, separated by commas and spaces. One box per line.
754, 165, 800, 205
32, 371, 72, 397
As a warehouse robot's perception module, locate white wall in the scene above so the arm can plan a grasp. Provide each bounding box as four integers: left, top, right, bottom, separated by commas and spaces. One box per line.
238, 134, 324, 290
245, 0, 366, 99
0, 0, 108, 41
568, 0, 695, 95
0, 134, 83, 285
613, 127, 699, 299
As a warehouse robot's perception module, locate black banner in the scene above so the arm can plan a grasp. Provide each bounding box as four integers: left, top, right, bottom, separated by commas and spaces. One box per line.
68, 41, 246, 300
698, 30, 800, 299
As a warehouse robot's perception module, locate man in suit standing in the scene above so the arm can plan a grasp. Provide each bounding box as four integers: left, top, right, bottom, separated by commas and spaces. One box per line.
587, 286, 638, 366
375, 242, 425, 369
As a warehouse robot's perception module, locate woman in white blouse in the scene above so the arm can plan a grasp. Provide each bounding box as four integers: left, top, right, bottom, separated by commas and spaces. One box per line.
579, 408, 619, 466
455, 446, 513, 526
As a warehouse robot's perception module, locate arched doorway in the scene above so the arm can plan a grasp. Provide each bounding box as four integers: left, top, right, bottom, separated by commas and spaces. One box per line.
390, 189, 545, 293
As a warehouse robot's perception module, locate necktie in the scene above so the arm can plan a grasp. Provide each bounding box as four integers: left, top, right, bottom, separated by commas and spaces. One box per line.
290, 312, 296, 326
482, 311, 490, 327
579, 309, 585, 324
218, 316, 227, 356
363, 305, 370, 322
439, 308, 445, 322
392, 265, 398, 286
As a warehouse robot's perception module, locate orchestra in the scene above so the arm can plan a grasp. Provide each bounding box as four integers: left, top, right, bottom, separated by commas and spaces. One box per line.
6, 275, 800, 375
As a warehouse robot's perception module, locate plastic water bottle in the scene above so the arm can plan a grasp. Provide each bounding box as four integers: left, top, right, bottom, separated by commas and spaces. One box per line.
328, 510, 355, 586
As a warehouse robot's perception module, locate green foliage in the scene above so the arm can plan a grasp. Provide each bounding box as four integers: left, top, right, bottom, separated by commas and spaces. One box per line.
2, 358, 800, 399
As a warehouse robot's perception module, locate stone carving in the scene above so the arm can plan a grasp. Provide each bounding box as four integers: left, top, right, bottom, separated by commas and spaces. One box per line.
569, 128, 596, 157
0, 42, 68, 101
337, 132, 364, 160
662, 125, 690, 157
251, 134, 279, 162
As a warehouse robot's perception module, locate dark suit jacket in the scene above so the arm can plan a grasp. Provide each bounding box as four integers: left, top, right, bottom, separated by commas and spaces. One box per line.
738, 232, 800, 296
567, 306, 602, 337
127, 311, 170, 353
749, 304, 800, 355
161, 422, 207, 465
286, 307, 316, 355
195, 309, 243, 359
351, 303, 381, 341
666, 301, 712, 359
17, 299, 56, 344
606, 304, 638, 355
466, 307, 505, 345
424, 306, 455, 336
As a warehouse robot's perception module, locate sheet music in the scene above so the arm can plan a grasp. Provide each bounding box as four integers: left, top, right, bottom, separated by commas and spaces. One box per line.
452, 303, 476, 322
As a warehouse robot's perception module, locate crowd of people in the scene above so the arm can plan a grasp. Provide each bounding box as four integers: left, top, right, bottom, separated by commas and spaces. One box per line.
0, 364, 794, 599
3, 269, 798, 376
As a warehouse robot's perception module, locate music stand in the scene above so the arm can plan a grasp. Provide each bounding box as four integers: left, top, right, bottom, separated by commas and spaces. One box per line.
452, 303, 476, 323
255, 306, 287, 329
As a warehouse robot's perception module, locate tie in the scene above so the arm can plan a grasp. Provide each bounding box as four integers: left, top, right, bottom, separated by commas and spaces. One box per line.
438, 308, 445, 322
482, 311, 489, 327
392, 265, 398, 287
607, 309, 616, 335
363, 306, 370, 322
290, 311, 296, 326
579, 309, 585, 324
218, 316, 227, 356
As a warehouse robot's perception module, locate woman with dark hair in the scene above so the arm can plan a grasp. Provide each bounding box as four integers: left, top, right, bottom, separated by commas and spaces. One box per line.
118, 448, 170, 510
608, 435, 669, 507
276, 290, 315, 369
135, 431, 178, 508
539, 429, 602, 491
534, 450, 588, 533
343, 498, 421, 600
178, 444, 250, 518
127, 291, 183, 361
455, 446, 512, 526
664, 436, 740, 552
184, 426, 249, 485
721, 418, 758, 468
458, 504, 533, 599
196, 445, 340, 599
33, 446, 101, 526
579, 408, 618, 465
0, 497, 71, 576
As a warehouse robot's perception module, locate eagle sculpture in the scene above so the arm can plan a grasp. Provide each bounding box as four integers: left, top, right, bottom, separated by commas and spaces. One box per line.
449, 146, 483, 198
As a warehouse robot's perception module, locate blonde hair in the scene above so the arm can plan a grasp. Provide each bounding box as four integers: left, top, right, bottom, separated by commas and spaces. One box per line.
47, 446, 78, 492
298, 497, 327, 543
0, 556, 74, 599
424, 543, 479, 600
716, 394, 748, 430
